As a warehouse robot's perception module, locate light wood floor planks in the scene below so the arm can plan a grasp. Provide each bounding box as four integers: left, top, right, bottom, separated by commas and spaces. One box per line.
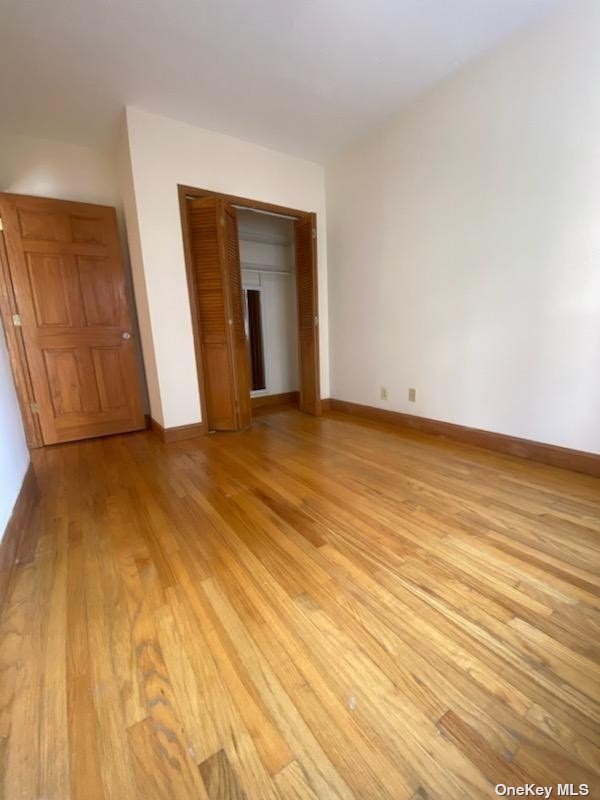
1, 408, 599, 799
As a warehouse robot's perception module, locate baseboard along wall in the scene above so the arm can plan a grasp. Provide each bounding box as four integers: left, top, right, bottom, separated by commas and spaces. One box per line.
327, 398, 600, 477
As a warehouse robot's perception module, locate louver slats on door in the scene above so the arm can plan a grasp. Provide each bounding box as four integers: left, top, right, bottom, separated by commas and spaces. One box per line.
224, 204, 251, 428
187, 197, 251, 430
294, 213, 321, 415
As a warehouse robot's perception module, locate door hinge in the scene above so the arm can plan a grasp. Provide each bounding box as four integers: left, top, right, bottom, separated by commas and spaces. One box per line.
220, 216, 225, 227
312, 228, 316, 239
12, 314, 22, 327
30, 402, 39, 415
0, 218, 3, 232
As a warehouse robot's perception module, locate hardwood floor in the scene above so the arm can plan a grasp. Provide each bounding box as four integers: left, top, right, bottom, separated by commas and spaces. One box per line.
1, 407, 599, 799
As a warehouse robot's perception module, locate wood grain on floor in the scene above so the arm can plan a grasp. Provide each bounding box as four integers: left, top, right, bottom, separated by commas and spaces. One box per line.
0, 408, 598, 799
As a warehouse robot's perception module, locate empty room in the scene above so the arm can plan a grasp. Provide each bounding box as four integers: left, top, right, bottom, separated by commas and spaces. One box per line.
0, 1, 598, 798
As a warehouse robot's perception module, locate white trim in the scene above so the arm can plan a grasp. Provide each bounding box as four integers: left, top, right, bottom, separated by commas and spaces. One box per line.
238, 228, 292, 246
241, 260, 291, 276
233, 205, 298, 221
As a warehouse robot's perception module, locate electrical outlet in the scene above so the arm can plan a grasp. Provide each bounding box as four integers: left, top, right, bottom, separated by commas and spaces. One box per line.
380, 386, 388, 401
408, 388, 416, 402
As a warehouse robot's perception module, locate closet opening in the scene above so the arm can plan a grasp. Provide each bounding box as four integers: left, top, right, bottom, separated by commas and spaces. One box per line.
178, 185, 321, 433
237, 207, 298, 408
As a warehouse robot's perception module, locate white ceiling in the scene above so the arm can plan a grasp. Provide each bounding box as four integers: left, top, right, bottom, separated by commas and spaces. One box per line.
1, 0, 566, 162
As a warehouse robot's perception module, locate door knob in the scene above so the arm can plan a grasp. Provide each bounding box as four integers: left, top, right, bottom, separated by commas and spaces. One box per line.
121, 331, 131, 340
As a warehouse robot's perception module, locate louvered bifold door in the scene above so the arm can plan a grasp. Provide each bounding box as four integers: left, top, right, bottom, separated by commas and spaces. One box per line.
187, 197, 250, 431
223, 203, 252, 429
295, 213, 321, 415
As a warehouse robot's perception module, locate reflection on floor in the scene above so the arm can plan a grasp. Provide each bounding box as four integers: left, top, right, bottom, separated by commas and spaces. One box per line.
1, 408, 599, 799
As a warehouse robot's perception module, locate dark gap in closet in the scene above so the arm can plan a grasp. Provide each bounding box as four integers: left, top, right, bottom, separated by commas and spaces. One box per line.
247, 289, 266, 391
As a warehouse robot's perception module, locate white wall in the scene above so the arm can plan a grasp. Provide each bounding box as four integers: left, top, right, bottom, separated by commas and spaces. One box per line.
0, 325, 29, 536
0, 130, 120, 205
121, 107, 329, 428
326, 0, 600, 454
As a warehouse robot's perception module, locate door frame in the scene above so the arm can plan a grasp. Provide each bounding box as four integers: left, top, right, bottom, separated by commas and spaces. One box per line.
177, 185, 321, 428
0, 202, 42, 448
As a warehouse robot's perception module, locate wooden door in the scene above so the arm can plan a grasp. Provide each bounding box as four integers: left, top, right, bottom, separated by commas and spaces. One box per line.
187, 197, 251, 431
0, 193, 145, 445
295, 213, 321, 415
